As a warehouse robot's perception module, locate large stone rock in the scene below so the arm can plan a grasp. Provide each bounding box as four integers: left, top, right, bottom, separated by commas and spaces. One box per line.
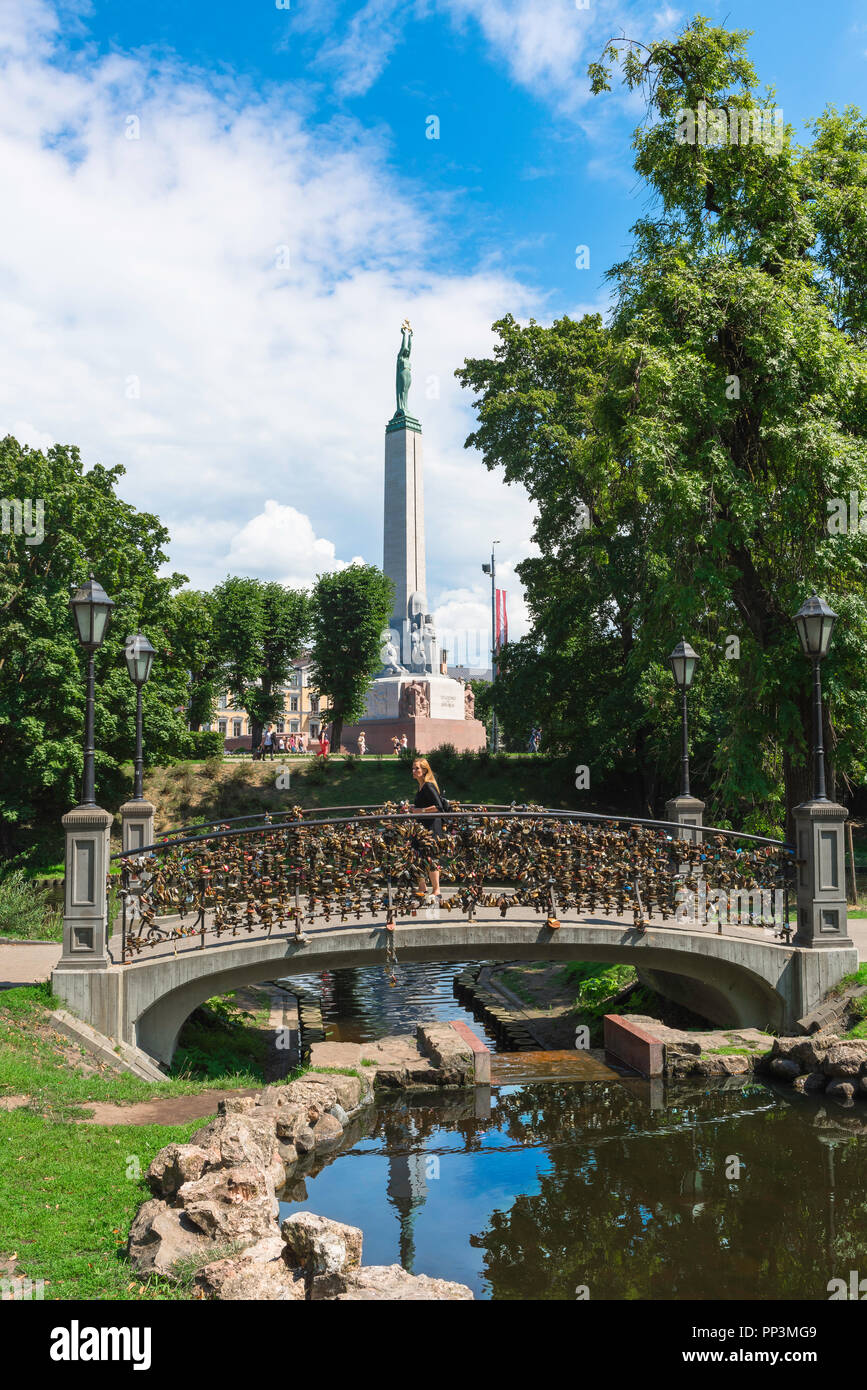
822, 1042, 867, 1079
302, 1071, 367, 1113
281, 1212, 363, 1277
769, 1057, 802, 1082
146, 1144, 217, 1198
189, 1113, 280, 1174
312, 1264, 474, 1301
127, 1198, 215, 1276
311, 1113, 344, 1148
417, 1023, 472, 1082
177, 1165, 279, 1246
825, 1079, 856, 1105
194, 1237, 306, 1301
804, 1070, 828, 1093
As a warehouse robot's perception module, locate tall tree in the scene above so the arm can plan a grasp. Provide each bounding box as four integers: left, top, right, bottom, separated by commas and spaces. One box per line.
163, 589, 222, 731
210, 577, 310, 749
459, 16, 867, 835
0, 437, 190, 863
309, 565, 394, 755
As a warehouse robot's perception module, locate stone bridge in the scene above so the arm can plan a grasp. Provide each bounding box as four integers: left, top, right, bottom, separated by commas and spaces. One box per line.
52, 907, 858, 1068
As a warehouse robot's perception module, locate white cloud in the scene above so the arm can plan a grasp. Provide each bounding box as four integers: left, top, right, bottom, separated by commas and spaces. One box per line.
0, 0, 542, 618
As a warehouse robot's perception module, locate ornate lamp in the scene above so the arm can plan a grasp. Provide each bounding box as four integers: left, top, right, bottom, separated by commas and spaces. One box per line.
792, 592, 837, 801
124, 634, 156, 800
69, 577, 115, 806
668, 639, 700, 797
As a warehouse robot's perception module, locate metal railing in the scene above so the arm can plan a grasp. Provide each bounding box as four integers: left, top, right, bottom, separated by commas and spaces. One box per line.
113, 804, 796, 964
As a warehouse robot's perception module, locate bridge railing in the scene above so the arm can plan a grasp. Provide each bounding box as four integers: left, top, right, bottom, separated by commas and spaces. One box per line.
113, 805, 796, 964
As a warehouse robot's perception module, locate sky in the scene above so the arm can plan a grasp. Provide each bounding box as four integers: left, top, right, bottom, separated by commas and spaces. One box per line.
0, 0, 865, 664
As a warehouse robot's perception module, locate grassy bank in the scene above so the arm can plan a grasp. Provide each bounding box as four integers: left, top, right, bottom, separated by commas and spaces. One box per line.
143, 750, 583, 833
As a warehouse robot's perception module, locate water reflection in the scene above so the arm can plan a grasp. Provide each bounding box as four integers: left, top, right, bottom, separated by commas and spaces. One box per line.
279, 1078, 867, 1300
283, 960, 501, 1049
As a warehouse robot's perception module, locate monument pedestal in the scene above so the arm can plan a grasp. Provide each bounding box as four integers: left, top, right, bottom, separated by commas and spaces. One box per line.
339, 715, 487, 755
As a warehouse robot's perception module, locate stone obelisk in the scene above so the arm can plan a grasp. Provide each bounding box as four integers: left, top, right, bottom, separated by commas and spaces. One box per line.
384, 320, 427, 666
339, 323, 487, 753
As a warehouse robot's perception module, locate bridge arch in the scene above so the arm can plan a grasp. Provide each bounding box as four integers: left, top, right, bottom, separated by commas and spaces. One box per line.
124, 919, 807, 1066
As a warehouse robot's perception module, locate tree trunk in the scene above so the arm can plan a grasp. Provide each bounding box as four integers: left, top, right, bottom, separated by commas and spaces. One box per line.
331, 715, 344, 755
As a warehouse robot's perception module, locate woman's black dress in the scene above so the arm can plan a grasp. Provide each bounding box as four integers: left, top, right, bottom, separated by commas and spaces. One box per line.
413, 781, 443, 857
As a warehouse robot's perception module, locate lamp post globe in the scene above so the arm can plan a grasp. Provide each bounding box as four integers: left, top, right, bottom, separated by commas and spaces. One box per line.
69, 577, 115, 807
668, 638, 699, 798
792, 592, 837, 802
124, 633, 156, 800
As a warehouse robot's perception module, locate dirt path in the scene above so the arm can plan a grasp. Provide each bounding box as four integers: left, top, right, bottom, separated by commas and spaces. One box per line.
0, 1087, 263, 1125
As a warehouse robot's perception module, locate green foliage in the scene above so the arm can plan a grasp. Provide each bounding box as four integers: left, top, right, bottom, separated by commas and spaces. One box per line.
458, 16, 867, 832
309, 564, 394, 752
211, 577, 310, 750
0, 436, 193, 862
0, 869, 61, 939
184, 730, 224, 760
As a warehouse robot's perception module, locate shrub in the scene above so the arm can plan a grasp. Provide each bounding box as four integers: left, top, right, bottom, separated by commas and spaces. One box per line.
201, 755, 223, 780
186, 730, 224, 759
0, 870, 62, 940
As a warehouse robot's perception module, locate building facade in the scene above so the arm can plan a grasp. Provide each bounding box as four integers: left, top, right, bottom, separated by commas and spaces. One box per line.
203, 657, 323, 751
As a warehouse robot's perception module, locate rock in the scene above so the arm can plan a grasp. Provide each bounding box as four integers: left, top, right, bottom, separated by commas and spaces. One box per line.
769, 1057, 802, 1081
189, 1114, 280, 1174
275, 1104, 310, 1144
375, 1067, 408, 1089
277, 1140, 299, 1165
302, 1072, 366, 1113
404, 1062, 446, 1087
145, 1144, 216, 1198
804, 1071, 827, 1093
312, 1264, 474, 1301
417, 1023, 473, 1082
127, 1198, 215, 1276
194, 1243, 306, 1301
329, 1102, 349, 1125
293, 1125, 316, 1155
218, 1095, 261, 1115
859, 1075, 867, 1097
311, 1113, 344, 1148
177, 1165, 279, 1245
789, 1036, 837, 1072
281, 1211, 363, 1277
825, 1079, 856, 1105
791, 1075, 808, 1094
277, 1079, 338, 1114
822, 1042, 867, 1079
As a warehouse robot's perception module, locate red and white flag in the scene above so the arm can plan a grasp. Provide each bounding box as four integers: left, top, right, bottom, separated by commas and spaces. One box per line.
495, 589, 508, 650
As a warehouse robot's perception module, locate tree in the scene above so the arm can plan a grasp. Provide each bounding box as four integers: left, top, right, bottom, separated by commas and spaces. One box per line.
210, 577, 310, 750
309, 565, 394, 755
163, 589, 222, 730
458, 16, 867, 835
0, 437, 191, 863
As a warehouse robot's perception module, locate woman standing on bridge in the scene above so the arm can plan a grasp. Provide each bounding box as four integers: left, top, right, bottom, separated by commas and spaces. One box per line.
410, 757, 443, 905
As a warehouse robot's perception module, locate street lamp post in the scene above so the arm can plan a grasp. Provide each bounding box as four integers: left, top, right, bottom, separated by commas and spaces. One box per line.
482, 541, 500, 751
56, 577, 116, 976
789, 591, 852, 951
69, 577, 115, 807
665, 638, 704, 844
792, 591, 837, 803
124, 633, 156, 800
668, 639, 700, 798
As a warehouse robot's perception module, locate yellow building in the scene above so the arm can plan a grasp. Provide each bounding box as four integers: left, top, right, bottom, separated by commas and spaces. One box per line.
203, 657, 323, 751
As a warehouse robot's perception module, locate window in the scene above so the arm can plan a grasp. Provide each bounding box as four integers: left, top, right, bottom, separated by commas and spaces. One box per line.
290, 697, 299, 712
218, 692, 228, 710
277, 718, 285, 733
310, 721, 319, 737
219, 720, 227, 735
290, 720, 299, 733
310, 695, 319, 714
202, 721, 212, 732
233, 720, 241, 738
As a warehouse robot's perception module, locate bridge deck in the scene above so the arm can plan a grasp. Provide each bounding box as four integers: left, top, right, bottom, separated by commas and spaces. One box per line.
110, 895, 788, 967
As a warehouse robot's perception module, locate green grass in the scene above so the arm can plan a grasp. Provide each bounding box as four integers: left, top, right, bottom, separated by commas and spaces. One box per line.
0, 984, 265, 1118
704, 1046, 756, 1056
0, 1111, 203, 1300
144, 751, 587, 833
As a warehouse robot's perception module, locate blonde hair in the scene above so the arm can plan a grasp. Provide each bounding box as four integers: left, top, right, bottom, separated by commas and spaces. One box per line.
412, 756, 439, 791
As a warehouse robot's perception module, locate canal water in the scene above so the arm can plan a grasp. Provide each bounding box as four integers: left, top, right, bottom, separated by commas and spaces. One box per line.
278, 963, 867, 1300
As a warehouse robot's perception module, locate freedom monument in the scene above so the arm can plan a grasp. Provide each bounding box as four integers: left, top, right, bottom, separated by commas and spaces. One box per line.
340, 323, 488, 754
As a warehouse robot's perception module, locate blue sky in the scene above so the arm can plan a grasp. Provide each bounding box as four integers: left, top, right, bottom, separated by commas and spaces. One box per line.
1, 0, 865, 658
